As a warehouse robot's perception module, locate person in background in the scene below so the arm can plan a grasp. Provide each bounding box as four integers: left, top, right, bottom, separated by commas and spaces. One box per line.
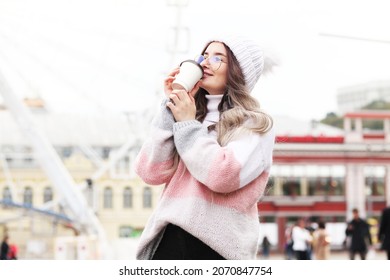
312, 221, 331, 260
134, 35, 277, 260
1, 235, 9, 260
260, 236, 271, 259
378, 206, 390, 260
8, 243, 18, 260
305, 219, 315, 259
292, 218, 312, 260
284, 224, 294, 259
345, 208, 372, 260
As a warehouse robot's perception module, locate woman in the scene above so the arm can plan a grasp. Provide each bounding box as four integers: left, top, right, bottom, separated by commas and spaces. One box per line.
134, 36, 277, 260
292, 218, 312, 260
312, 221, 331, 260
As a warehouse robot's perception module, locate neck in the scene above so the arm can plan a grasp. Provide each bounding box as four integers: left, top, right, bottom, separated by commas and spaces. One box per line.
203, 94, 223, 127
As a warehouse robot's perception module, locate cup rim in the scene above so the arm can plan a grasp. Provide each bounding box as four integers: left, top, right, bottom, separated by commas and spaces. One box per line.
179, 60, 204, 74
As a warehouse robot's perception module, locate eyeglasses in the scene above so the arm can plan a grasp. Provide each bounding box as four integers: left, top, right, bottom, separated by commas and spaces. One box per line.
194, 54, 225, 71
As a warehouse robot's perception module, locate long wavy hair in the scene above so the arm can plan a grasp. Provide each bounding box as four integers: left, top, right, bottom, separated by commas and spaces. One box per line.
195, 41, 273, 146
166, 41, 273, 174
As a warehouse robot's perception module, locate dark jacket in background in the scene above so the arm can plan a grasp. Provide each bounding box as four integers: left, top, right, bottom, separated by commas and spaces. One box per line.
0, 240, 9, 260
378, 207, 390, 251
345, 218, 372, 252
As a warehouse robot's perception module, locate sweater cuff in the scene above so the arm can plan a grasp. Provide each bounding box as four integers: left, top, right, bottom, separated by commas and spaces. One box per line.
151, 98, 175, 131
173, 120, 200, 133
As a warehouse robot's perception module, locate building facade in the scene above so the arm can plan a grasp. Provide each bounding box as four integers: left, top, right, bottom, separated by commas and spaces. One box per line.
262, 111, 390, 252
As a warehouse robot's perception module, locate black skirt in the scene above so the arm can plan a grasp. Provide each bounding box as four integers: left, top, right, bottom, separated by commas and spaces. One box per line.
152, 223, 225, 260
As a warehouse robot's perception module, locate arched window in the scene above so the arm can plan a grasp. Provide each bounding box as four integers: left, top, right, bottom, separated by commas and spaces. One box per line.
43, 186, 53, 203
123, 187, 133, 208
23, 187, 33, 206
103, 187, 113, 209
143, 187, 152, 208
2, 187, 12, 201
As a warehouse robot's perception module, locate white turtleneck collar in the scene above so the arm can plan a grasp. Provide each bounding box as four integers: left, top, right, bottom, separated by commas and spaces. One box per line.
203, 94, 223, 127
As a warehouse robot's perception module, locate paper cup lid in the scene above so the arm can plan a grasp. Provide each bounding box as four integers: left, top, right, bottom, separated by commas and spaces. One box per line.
179, 60, 204, 74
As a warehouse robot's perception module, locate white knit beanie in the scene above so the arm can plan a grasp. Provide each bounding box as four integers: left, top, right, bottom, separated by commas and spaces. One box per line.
211, 36, 278, 93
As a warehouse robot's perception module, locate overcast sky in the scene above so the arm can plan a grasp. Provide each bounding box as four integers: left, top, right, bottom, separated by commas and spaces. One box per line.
0, 0, 389, 121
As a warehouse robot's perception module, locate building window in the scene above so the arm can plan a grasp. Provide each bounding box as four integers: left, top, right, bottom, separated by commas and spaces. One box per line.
43, 186, 53, 203
366, 178, 385, 196
123, 187, 133, 208
2, 187, 12, 208
307, 177, 345, 196
102, 147, 110, 159
62, 146, 73, 158
2, 187, 12, 201
119, 226, 133, 238
365, 166, 385, 196
23, 187, 33, 206
103, 187, 113, 209
282, 178, 301, 197
143, 187, 152, 208
307, 165, 345, 196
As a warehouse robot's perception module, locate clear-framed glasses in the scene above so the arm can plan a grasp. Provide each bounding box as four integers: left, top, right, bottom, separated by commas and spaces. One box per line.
194, 54, 225, 71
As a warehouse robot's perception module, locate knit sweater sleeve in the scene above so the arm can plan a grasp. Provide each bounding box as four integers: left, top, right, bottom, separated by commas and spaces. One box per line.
134, 99, 177, 185
173, 120, 275, 193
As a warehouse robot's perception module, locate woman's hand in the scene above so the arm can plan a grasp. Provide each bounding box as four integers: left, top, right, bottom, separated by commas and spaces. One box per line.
164, 67, 180, 99
188, 82, 200, 98
166, 89, 196, 122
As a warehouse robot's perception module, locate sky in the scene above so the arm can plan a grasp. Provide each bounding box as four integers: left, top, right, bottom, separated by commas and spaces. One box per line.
0, 0, 390, 121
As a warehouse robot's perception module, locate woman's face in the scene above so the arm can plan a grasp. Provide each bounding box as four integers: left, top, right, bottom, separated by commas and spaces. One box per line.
199, 42, 228, 95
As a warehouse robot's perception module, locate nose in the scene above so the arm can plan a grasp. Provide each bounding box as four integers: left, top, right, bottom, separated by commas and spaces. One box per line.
199, 57, 210, 67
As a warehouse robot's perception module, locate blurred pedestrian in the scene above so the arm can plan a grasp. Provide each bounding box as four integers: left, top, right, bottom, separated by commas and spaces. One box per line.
305, 220, 315, 259
378, 206, 390, 260
8, 244, 18, 260
260, 236, 271, 259
292, 218, 312, 260
1, 235, 9, 260
312, 221, 331, 260
284, 224, 294, 259
345, 208, 372, 260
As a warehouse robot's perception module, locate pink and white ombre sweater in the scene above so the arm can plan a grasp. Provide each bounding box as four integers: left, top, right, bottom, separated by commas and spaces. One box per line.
134, 95, 275, 259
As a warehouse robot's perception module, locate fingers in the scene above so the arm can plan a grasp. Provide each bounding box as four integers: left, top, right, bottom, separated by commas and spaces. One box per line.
164, 67, 180, 83
189, 82, 200, 97
164, 67, 180, 98
167, 89, 195, 120
166, 100, 175, 111
169, 67, 180, 76
173, 89, 187, 100
168, 93, 180, 105
164, 67, 181, 98
170, 89, 190, 102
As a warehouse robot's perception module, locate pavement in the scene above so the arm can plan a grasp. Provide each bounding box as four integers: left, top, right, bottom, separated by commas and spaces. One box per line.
258, 250, 388, 260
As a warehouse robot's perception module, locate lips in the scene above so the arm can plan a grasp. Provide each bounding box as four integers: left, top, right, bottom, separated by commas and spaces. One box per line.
203, 71, 213, 78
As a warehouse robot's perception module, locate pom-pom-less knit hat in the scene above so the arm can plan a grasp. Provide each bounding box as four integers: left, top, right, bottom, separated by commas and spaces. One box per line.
210, 36, 278, 93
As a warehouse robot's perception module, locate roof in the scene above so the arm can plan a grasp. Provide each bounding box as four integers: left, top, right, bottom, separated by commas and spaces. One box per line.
344, 110, 390, 119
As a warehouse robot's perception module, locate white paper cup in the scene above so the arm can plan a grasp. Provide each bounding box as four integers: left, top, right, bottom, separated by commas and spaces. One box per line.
172, 60, 204, 92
